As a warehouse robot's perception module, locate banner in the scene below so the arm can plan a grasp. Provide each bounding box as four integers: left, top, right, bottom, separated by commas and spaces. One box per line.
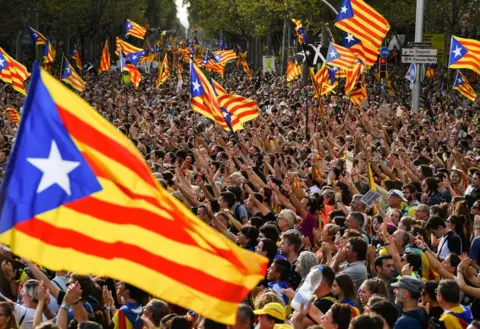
263, 56, 275, 73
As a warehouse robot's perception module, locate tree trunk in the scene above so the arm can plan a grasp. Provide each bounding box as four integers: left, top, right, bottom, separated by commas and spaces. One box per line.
15, 30, 22, 60
280, 18, 288, 75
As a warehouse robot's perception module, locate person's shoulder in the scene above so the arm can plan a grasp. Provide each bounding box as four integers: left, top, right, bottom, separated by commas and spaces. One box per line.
393, 314, 422, 329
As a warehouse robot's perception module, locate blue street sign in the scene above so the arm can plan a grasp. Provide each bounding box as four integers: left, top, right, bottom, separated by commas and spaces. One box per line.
380, 47, 390, 58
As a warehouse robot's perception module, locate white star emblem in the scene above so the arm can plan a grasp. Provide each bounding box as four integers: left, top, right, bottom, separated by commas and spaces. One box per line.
457, 78, 462, 84
27, 140, 80, 195
65, 67, 70, 74
0, 57, 4, 68
341, 6, 348, 14
329, 50, 337, 58
345, 34, 355, 43
332, 67, 338, 72
452, 46, 462, 58
132, 55, 137, 60
127, 24, 132, 29
192, 79, 201, 92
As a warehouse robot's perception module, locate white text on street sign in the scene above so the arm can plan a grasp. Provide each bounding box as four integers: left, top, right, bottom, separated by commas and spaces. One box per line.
401, 48, 438, 56
401, 56, 438, 63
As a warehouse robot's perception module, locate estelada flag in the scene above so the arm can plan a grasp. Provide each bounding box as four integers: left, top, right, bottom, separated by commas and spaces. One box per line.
4, 108, 20, 126
0, 63, 268, 324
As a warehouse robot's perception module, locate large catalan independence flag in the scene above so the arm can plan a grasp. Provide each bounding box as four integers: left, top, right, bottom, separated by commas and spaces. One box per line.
449, 36, 480, 74
0, 63, 268, 324
335, 0, 389, 53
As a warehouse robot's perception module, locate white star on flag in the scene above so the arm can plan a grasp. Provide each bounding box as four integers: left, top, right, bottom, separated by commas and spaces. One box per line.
341, 6, 348, 14
457, 78, 462, 84
132, 55, 137, 60
329, 50, 337, 58
27, 140, 81, 195
0, 58, 4, 68
192, 79, 201, 92
452, 46, 462, 58
345, 34, 355, 43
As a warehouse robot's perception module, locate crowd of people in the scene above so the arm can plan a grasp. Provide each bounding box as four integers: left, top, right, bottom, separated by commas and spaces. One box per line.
0, 55, 480, 329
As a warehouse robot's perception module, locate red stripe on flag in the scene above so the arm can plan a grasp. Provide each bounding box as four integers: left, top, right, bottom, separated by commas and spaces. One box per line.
16, 218, 253, 302
56, 106, 156, 189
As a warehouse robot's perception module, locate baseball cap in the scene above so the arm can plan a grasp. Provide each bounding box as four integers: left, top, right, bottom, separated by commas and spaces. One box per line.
389, 189, 407, 202
391, 276, 423, 293
253, 303, 286, 321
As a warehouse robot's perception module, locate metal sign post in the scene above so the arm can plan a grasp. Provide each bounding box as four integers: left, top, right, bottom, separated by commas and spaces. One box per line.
411, 0, 424, 114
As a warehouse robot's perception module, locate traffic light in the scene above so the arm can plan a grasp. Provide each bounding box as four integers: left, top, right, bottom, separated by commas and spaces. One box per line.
379, 57, 387, 79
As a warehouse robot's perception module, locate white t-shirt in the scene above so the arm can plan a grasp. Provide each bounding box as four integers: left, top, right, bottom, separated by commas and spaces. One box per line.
14, 304, 47, 329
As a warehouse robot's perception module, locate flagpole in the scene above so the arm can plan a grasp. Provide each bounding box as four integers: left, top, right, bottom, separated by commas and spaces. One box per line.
59, 53, 64, 81
301, 42, 314, 141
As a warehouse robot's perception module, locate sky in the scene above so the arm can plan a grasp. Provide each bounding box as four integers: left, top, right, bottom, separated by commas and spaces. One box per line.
175, 0, 190, 31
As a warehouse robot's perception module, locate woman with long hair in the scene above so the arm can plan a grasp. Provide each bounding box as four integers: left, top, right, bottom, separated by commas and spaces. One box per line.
0, 303, 17, 329
331, 274, 359, 307
358, 279, 388, 306
421, 177, 443, 206
317, 304, 352, 329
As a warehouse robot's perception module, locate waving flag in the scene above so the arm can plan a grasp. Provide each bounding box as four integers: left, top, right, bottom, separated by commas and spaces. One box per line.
367, 162, 378, 214
0, 63, 267, 325
4, 108, 20, 126
62, 58, 86, 92
212, 50, 237, 65
205, 60, 226, 77
71, 45, 82, 69
449, 36, 480, 74
374, 72, 394, 95
125, 50, 145, 67
350, 74, 367, 106
99, 40, 110, 74
115, 38, 143, 56
315, 64, 337, 95
326, 43, 358, 71
43, 40, 56, 64
125, 19, 146, 40
238, 56, 251, 80
286, 61, 302, 82
344, 61, 364, 96
292, 19, 308, 44
0, 48, 29, 95
120, 50, 141, 88
341, 33, 377, 67
405, 63, 416, 89
28, 27, 47, 46
453, 70, 478, 102
211, 79, 259, 132
335, 0, 389, 53
190, 61, 229, 130
156, 54, 170, 88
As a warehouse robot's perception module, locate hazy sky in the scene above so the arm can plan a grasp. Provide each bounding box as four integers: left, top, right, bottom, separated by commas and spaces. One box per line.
175, 0, 189, 31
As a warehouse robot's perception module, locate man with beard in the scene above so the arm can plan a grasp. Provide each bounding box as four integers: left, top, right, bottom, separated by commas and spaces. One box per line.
375, 255, 396, 303
402, 184, 420, 216
279, 230, 302, 290
391, 277, 429, 329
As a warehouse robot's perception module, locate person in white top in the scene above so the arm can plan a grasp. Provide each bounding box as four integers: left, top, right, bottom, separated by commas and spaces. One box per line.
0, 279, 48, 329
